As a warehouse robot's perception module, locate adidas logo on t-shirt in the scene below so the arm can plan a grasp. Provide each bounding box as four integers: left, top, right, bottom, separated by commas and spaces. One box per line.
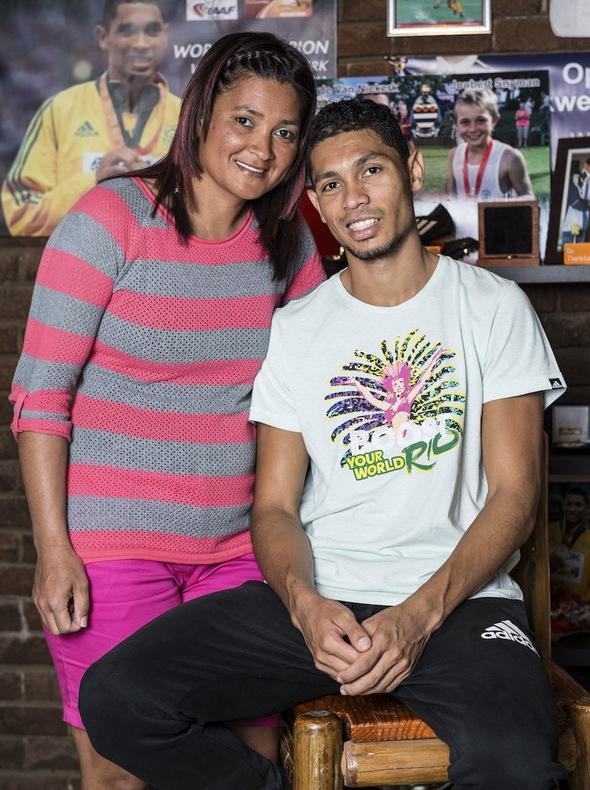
480, 620, 539, 655
549, 377, 563, 389
74, 121, 98, 137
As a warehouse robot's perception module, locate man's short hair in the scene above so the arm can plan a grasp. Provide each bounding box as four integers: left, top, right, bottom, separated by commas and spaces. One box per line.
454, 87, 500, 120
306, 97, 410, 180
102, 0, 169, 28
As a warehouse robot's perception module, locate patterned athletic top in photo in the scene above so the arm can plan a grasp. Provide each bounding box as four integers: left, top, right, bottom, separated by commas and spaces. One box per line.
10, 177, 324, 563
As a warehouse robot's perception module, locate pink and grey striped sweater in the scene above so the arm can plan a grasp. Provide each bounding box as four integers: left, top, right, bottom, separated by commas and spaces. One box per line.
10, 177, 324, 564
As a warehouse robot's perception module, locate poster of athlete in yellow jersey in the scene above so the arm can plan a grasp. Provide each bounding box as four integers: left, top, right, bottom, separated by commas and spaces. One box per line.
549, 483, 590, 637
0, 0, 336, 236
1, 1, 181, 237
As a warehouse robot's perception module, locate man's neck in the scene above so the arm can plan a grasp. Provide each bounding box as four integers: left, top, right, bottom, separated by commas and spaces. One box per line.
186, 174, 249, 240
342, 233, 438, 308
564, 522, 585, 547
108, 72, 154, 112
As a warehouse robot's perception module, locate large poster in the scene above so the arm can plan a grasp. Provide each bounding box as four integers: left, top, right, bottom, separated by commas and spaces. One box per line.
549, 482, 590, 638
318, 70, 551, 250
403, 53, 590, 167
0, 0, 336, 236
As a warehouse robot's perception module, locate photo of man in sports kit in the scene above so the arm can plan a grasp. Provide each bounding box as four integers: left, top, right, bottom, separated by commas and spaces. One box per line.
1, 0, 180, 236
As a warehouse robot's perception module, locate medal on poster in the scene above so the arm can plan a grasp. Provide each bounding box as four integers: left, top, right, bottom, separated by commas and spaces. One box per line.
462, 139, 493, 198
99, 71, 168, 156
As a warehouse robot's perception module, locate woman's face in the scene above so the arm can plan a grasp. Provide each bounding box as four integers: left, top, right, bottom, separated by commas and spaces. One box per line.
391, 377, 406, 396
198, 75, 302, 207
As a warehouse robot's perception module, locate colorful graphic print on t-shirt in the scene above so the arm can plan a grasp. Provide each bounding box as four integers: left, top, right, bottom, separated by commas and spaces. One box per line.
325, 329, 465, 479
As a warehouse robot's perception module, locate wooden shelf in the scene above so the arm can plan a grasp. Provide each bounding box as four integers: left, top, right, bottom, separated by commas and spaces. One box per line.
485, 265, 590, 284
323, 257, 590, 284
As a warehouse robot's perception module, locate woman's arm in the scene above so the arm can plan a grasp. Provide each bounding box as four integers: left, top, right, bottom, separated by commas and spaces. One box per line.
19, 432, 89, 635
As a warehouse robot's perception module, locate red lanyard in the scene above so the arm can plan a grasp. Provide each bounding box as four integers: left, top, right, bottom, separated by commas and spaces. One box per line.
462, 139, 493, 198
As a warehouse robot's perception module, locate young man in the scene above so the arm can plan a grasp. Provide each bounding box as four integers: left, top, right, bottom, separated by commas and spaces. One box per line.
79, 97, 567, 789
446, 87, 534, 200
1, 0, 180, 236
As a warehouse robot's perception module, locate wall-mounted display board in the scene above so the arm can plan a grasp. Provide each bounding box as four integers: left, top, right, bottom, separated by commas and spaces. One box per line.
0, 0, 336, 236
546, 136, 590, 264
318, 69, 551, 254
403, 53, 590, 168
319, 52, 590, 261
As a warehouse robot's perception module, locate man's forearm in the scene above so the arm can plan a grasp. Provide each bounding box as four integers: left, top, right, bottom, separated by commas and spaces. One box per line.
251, 504, 319, 625
405, 484, 538, 633
251, 503, 373, 673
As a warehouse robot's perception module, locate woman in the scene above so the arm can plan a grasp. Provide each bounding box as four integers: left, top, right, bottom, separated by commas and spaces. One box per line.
515, 101, 530, 149
346, 350, 444, 432
10, 31, 323, 789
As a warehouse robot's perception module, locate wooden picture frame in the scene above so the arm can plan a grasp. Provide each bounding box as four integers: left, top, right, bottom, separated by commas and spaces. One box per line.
387, 0, 491, 37
477, 200, 539, 267
546, 136, 590, 264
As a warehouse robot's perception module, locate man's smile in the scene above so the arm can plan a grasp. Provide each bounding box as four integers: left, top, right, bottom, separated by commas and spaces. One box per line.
346, 216, 381, 241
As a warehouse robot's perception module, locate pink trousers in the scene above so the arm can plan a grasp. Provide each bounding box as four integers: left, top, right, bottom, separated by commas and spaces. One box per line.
44, 552, 278, 729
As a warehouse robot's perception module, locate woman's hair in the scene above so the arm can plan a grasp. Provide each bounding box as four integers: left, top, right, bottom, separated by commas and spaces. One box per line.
138, 31, 316, 281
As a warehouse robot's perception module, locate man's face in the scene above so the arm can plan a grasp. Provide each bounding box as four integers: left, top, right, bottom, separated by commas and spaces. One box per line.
307, 129, 418, 263
564, 494, 587, 527
98, 3, 168, 82
455, 103, 497, 148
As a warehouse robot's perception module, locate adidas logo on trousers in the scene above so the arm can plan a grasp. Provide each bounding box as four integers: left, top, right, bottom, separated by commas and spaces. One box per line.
481, 619, 539, 655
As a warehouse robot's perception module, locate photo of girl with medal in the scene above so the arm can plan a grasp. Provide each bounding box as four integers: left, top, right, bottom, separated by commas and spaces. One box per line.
446, 86, 534, 200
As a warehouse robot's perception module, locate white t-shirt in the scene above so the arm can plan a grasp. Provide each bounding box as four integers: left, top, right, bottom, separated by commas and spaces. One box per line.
250, 256, 566, 606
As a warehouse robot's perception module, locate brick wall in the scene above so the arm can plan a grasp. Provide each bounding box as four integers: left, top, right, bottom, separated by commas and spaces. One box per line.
1, 1, 589, 785
0, 243, 80, 789
337, 0, 582, 75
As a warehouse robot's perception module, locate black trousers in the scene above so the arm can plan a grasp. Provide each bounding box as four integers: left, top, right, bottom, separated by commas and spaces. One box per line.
79, 581, 566, 789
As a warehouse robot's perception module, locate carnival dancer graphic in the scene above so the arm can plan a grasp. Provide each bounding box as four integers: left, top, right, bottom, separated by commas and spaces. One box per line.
346, 348, 444, 432
326, 330, 465, 463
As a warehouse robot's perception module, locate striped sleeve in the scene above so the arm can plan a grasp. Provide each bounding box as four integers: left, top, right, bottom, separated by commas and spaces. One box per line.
9, 185, 128, 440
282, 214, 325, 303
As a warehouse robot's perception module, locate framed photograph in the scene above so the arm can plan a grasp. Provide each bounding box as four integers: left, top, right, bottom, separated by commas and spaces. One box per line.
387, 0, 491, 37
317, 70, 551, 255
546, 136, 590, 264
477, 201, 539, 268
547, 480, 590, 638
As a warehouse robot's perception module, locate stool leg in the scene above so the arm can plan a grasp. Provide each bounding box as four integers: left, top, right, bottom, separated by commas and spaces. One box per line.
570, 701, 590, 790
293, 711, 343, 790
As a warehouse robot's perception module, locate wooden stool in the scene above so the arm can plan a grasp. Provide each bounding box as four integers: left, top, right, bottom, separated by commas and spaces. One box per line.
281, 438, 590, 788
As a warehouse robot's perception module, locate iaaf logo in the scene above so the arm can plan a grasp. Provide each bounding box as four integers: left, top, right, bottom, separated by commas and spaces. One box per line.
480, 620, 539, 656
186, 0, 238, 20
